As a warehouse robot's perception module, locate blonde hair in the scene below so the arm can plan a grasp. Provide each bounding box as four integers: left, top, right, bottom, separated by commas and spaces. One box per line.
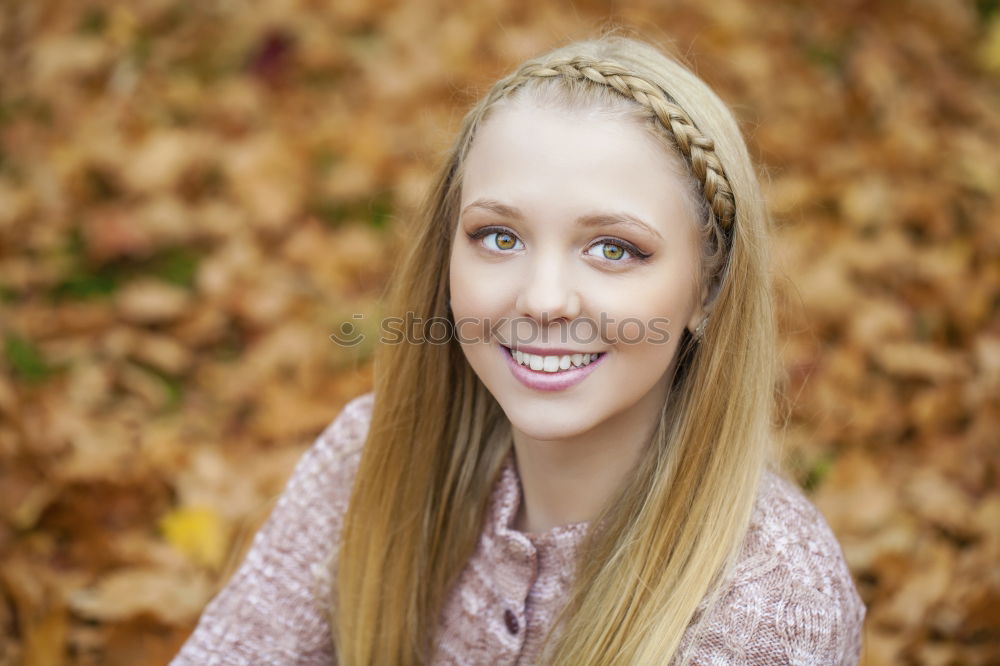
334, 34, 779, 664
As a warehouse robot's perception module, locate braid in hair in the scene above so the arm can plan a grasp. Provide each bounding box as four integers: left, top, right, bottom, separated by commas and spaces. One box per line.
475, 56, 737, 277
487, 56, 736, 231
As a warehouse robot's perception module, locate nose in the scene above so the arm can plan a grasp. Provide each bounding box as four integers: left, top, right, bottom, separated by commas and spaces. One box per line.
514, 255, 582, 324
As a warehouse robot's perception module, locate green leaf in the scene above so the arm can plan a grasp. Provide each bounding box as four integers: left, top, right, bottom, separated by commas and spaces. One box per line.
978, 0, 999, 22
146, 247, 201, 288
368, 191, 393, 229
803, 453, 834, 492
4, 333, 53, 384
50, 272, 119, 300
78, 7, 108, 35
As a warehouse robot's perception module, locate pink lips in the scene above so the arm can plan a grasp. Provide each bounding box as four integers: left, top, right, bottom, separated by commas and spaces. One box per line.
500, 344, 606, 392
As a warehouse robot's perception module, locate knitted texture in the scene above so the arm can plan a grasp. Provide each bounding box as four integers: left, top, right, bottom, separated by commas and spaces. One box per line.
171, 392, 866, 665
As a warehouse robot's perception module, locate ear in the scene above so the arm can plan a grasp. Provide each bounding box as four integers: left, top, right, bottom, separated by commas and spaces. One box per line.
685, 280, 712, 335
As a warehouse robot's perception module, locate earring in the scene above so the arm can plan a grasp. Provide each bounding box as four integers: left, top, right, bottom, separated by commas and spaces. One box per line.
694, 316, 709, 342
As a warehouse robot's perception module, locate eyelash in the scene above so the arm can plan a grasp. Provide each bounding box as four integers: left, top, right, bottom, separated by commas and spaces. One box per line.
468, 226, 651, 262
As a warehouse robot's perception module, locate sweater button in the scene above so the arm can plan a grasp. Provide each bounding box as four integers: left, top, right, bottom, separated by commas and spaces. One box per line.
503, 609, 519, 635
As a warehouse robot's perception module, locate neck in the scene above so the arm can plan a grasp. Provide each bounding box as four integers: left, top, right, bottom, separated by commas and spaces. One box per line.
510, 378, 669, 534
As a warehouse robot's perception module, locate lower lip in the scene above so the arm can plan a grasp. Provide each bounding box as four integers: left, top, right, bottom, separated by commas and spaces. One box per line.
500, 345, 606, 392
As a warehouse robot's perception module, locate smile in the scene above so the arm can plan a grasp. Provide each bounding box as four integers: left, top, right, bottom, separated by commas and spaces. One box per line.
500, 345, 606, 392
511, 349, 602, 373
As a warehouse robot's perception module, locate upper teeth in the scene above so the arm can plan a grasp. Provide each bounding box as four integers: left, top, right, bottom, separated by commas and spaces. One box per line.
512, 349, 600, 372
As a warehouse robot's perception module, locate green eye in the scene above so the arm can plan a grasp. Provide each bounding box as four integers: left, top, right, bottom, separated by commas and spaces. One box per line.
470, 227, 523, 252
586, 242, 630, 261
602, 244, 624, 260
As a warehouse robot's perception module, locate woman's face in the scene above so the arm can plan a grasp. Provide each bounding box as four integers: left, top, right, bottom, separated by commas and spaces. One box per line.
449, 102, 707, 442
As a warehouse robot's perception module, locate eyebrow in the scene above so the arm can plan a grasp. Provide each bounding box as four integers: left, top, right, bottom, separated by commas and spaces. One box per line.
460, 198, 664, 241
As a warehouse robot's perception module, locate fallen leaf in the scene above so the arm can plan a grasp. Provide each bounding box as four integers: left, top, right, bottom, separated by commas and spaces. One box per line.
159, 506, 229, 570
115, 279, 192, 324
68, 567, 211, 626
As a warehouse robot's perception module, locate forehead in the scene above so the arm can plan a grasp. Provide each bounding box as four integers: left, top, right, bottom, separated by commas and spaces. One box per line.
460, 102, 700, 234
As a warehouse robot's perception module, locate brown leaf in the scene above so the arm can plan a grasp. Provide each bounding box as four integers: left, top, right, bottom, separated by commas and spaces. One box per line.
115, 279, 192, 324
68, 567, 211, 625
871, 342, 970, 382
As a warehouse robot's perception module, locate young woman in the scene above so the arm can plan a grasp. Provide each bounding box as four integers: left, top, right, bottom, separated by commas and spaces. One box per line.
173, 35, 866, 665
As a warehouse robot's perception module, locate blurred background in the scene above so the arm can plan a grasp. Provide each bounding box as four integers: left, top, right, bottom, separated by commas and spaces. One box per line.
0, 1, 997, 664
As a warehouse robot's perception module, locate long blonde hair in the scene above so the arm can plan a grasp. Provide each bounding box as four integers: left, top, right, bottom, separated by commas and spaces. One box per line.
334, 34, 778, 665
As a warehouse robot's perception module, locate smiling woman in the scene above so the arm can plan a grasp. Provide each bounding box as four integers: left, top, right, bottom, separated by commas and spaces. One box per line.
172, 34, 865, 665
451, 102, 710, 527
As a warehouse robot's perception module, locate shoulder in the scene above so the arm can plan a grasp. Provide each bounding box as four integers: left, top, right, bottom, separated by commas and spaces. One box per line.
310, 391, 375, 475
681, 469, 867, 665
743, 469, 856, 579
170, 392, 376, 665
275, 390, 375, 520
326, 390, 376, 443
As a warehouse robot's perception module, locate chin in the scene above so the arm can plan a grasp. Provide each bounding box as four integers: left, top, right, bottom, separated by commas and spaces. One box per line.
499, 400, 603, 442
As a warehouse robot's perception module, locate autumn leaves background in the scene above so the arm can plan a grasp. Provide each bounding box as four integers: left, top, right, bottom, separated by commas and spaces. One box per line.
1, 1, 998, 664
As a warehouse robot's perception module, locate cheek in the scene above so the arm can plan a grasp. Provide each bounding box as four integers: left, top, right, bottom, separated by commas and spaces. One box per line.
449, 253, 484, 315
588, 276, 694, 347
449, 252, 509, 346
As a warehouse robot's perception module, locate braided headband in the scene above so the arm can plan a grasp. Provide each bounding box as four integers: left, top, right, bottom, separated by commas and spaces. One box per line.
488, 56, 737, 232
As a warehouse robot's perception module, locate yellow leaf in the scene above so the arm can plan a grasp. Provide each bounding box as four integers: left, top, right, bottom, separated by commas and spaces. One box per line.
159, 506, 228, 569
980, 16, 1000, 73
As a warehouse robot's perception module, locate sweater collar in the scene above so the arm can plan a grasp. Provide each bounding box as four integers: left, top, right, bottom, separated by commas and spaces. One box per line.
497, 451, 590, 543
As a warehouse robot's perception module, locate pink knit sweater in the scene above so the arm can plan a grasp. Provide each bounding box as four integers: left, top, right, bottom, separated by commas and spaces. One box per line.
171, 392, 866, 664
